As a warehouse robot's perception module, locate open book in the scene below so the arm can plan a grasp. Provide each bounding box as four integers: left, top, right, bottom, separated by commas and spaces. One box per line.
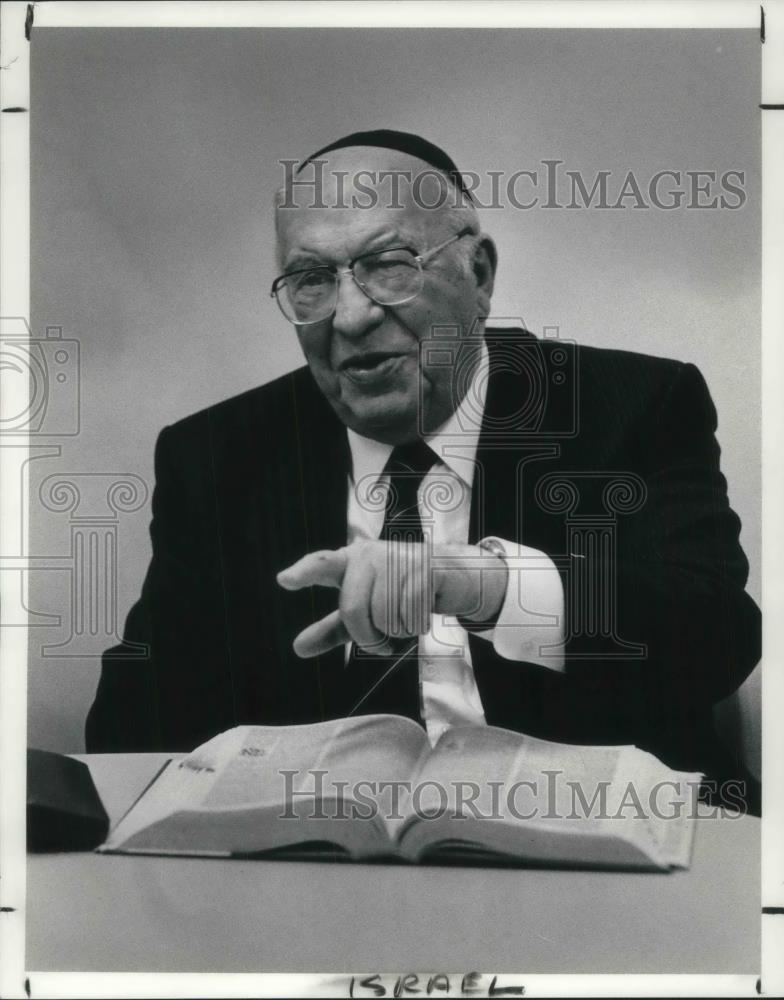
99, 715, 700, 870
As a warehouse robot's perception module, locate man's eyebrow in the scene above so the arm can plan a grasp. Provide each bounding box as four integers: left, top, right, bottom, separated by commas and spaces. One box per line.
281, 249, 329, 273
281, 230, 412, 273
356, 229, 410, 256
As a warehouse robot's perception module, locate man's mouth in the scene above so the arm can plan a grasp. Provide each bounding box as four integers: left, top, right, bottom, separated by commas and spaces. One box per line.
337, 351, 409, 384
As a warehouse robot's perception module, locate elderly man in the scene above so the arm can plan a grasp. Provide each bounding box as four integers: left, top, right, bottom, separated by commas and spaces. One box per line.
86, 130, 760, 802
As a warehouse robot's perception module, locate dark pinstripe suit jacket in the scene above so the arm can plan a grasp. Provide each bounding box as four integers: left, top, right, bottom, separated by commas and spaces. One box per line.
86, 330, 760, 796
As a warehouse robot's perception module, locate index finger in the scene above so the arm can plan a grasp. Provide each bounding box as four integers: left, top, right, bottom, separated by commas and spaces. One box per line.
276, 548, 349, 591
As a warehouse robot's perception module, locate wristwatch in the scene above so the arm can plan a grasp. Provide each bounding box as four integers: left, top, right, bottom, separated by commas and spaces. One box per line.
458, 537, 509, 632
477, 536, 508, 564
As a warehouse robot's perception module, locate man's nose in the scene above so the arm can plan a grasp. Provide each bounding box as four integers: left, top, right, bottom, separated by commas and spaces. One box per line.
331, 271, 385, 338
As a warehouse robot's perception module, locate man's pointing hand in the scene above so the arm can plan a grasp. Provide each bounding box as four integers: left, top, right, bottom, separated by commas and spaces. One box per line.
277, 540, 507, 658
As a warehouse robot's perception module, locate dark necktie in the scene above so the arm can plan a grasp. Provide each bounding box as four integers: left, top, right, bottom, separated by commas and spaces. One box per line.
344, 439, 438, 721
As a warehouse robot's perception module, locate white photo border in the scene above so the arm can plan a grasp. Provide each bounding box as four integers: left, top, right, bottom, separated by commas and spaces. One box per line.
1, 2, 782, 998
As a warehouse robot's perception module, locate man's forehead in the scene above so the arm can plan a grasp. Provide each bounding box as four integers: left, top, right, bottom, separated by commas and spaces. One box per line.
277, 146, 451, 264
277, 203, 426, 267
283, 145, 460, 218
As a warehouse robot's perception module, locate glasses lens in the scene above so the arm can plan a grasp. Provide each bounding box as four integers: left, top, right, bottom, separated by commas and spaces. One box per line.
355, 249, 422, 305
279, 268, 336, 323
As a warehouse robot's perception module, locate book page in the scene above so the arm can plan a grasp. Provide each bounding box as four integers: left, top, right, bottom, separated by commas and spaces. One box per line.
99, 757, 217, 850
409, 725, 627, 824
100, 726, 268, 849
279, 714, 432, 840
611, 747, 701, 867
102, 715, 430, 851
398, 725, 700, 868
203, 715, 429, 808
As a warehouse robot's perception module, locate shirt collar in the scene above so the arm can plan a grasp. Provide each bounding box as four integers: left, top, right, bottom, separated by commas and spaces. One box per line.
346, 338, 489, 489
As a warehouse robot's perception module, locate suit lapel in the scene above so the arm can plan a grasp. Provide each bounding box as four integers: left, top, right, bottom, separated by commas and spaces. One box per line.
471, 329, 537, 544
288, 371, 352, 718
290, 371, 351, 555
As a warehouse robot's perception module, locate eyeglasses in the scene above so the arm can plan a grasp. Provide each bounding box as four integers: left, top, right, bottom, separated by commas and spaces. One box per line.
271, 227, 473, 325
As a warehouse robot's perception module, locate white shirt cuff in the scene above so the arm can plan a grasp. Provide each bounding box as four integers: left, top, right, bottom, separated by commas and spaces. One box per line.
478, 537, 566, 671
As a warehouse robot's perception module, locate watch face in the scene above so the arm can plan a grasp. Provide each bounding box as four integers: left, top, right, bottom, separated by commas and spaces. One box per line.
479, 538, 507, 561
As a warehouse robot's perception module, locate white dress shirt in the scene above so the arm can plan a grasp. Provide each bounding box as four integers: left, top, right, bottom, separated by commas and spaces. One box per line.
346, 338, 565, 745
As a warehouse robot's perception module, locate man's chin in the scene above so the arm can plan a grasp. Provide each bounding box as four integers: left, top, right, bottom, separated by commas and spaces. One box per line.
339, 393, 421, 444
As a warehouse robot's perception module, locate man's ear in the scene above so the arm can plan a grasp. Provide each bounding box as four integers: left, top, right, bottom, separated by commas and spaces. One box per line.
473, 235, 497, 313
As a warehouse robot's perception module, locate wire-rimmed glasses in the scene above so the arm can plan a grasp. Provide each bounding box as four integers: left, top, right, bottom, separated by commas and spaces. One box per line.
271, 227, 473, 325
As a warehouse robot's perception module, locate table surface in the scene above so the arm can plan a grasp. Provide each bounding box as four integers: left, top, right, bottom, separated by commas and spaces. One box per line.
25, 753, 760, 974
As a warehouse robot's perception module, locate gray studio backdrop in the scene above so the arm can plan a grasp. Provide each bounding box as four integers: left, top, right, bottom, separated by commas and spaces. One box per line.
27, 28, 760, 753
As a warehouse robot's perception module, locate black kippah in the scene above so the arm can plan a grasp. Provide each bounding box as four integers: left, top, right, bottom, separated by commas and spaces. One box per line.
297, 129, 475, 205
